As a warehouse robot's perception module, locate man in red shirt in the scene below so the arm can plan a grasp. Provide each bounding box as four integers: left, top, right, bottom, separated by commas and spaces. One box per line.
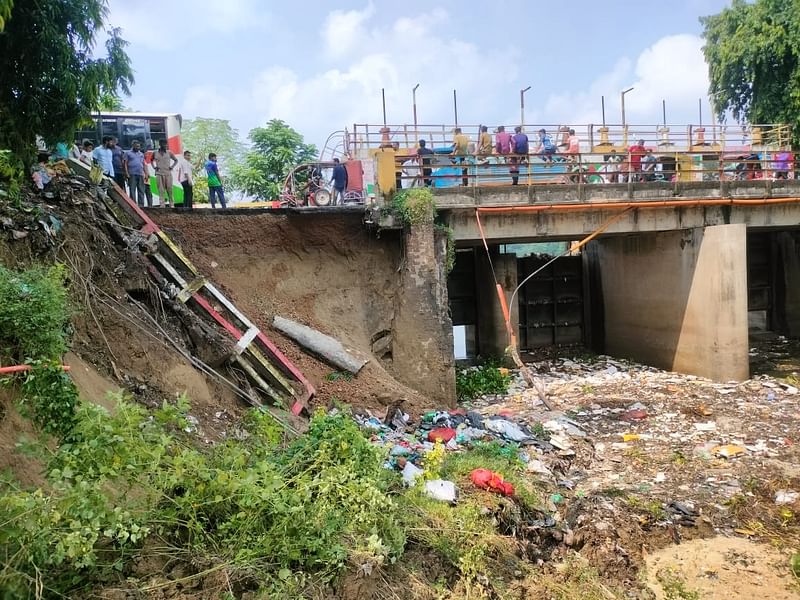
628, 139, 646, 182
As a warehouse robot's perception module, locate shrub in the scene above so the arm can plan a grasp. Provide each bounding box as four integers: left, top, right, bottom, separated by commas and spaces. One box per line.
392, 188, 436, 225
456, 360, 512, 400
0, 264, 70, 361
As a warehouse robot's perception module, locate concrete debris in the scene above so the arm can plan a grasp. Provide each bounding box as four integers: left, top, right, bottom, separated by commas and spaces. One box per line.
272, 314, 368, 374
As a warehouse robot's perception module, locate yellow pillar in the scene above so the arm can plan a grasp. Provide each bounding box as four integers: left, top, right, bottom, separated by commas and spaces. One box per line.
375, 147, 396, 200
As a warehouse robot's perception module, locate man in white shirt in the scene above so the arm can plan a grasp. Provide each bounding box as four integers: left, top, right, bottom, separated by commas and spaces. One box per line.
176, 150, 194, 210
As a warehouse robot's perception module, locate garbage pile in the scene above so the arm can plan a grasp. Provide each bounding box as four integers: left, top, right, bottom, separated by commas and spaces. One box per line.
352, 404, 587, 506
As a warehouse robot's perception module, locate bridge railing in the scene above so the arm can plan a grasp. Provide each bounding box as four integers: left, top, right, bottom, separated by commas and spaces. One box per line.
392, 149, 797, 190
348, 123, 792, 158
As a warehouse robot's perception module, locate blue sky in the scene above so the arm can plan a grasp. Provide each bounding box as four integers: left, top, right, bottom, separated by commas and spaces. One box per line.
106, 0, 732, 148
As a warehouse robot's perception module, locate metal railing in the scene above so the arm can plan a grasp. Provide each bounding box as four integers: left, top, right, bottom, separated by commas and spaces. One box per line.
392, 149, 798, 190
347, 123, 793, 159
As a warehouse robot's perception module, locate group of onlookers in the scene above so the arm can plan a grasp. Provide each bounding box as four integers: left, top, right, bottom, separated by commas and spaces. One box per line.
73, 137, 227, 209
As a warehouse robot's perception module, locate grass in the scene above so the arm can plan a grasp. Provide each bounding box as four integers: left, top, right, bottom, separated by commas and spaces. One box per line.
656, 568, 700, 600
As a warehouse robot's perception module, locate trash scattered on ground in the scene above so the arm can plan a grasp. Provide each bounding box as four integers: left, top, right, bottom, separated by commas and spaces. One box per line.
470, 468, 514, 496
424, 479, 457, 503
775, 490, 799, 505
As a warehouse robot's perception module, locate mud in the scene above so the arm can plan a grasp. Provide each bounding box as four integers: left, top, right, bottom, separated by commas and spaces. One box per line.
646, 536, 798, 599
155, 211, 437, 416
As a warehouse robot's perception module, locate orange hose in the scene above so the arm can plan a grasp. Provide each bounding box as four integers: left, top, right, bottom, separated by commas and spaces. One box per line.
475, 196, 800, 214
0, 364, 71, 375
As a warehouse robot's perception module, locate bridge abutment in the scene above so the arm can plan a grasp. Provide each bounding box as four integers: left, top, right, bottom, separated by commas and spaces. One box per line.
585, 224, 750, 381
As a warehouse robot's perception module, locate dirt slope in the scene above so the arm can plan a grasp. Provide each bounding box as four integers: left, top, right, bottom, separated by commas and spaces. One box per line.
155, 211, 435, 416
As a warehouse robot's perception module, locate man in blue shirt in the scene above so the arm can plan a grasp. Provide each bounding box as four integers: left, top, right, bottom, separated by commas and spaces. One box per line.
205, 153, 226, 209
330, 157, 348, 205
92, 136, 115, 178
510, 126, 529, 185
124, 140, 148, 207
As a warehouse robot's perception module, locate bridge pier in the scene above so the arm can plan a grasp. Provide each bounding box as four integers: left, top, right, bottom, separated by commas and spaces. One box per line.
585, 224, 750, 381
393, 223, 457, 404
475, 248, 518, 358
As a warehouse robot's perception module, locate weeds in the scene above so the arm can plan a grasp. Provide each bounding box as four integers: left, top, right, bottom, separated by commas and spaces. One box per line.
656, 567, 700, 600
0, 402, 406, 597
325, 370, 353, 382
0, 263, 70, 361
456, 359, 511, 400
391, 188, 436, 225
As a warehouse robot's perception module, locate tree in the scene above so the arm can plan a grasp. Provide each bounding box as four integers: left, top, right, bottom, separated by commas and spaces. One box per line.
182, 118, 244, 166
230, 119, 317, 200
701, 0, 800, 140
0, 1, 11, 31
181, 118, 245, 201
97, 92, 128, 112
0, 0, 133, 157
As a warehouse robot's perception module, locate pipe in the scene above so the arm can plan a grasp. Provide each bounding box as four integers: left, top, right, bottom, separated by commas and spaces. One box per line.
0, 364, 71, 375
473, 196, 800, 215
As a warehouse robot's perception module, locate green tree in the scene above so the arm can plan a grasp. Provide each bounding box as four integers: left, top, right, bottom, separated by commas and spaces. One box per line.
97, 91, 128, 112
0, 0, 133, 157
701, 0, 800, 141
0, 1, 12, 31
230, 119, 317, 200
182, 118, 245, 202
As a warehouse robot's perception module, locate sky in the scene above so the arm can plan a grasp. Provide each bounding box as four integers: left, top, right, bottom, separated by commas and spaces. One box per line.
105, 0, 732, 149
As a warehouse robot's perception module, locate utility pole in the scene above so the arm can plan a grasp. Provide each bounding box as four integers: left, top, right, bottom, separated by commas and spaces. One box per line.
520, 86, 531, 128
412, 83, 420, 131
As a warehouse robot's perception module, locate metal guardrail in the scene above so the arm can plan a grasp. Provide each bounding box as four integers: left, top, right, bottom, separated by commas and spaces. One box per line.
390, 149, 797, 190
347, 123, 792, 158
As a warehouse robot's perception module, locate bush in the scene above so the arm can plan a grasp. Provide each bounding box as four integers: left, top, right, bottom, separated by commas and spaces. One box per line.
0, 264, 70, 361
0, 401, 406, 597
392, 188, 436, 225
456, 360, 512, 400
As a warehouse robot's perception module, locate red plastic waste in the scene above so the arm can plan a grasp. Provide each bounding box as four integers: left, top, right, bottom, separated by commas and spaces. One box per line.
470, 468, 514, 496
428, 427, 456, 443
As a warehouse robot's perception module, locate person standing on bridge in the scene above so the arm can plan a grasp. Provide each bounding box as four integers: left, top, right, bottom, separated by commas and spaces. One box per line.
206, 153, 227, 209
111, 137, 127, 191
92, 136, 115, 179
153, 139, 178, 208
452, 127, 470, 186
330, 157, 348, 205
124, 140, 148, 207
417, 139, 434, 187
177, 150, 194, 210
628, 138, 646, 182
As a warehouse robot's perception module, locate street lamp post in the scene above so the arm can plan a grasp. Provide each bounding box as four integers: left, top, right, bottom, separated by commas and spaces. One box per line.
412, 83, 420, 132
520, 86, 531, 128
620, 86, 634, 146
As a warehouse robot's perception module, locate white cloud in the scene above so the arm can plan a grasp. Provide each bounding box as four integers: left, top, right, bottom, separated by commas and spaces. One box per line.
107, 0, 265, 50
172, 9, 710, 153
539, 34, 710, 127
180, 5, 519, 148
323, 3, 375, 59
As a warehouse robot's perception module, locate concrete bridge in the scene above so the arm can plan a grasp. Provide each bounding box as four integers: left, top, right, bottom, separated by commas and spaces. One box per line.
430, 179, 800, 384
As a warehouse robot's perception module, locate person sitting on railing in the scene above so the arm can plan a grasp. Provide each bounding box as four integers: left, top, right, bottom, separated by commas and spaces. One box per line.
477, 125, 492, 162
510, 126, 529, 186
536, 129, 557, 166
774, 150, 792, 180
628, 139, 646, 182
641, 149, 658, 182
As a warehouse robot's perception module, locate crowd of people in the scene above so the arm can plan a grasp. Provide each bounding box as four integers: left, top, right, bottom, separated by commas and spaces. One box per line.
59, 137, 228, 209
405, 127, 796, 187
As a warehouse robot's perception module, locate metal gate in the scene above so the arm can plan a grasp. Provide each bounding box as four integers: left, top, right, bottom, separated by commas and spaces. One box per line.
518, 256, 584, 349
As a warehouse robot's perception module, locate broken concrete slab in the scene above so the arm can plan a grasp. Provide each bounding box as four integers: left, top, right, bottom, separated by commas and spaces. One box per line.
273, 315, 368, 375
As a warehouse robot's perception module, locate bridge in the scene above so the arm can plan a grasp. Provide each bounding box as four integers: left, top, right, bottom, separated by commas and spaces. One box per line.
339, 121, 800, 388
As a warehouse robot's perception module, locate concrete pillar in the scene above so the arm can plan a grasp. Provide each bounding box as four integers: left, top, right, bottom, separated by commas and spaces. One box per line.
586, 224, 749, 381
774, 232, 800, 336
392, 223, 456, 404
475, 248, 518, 358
